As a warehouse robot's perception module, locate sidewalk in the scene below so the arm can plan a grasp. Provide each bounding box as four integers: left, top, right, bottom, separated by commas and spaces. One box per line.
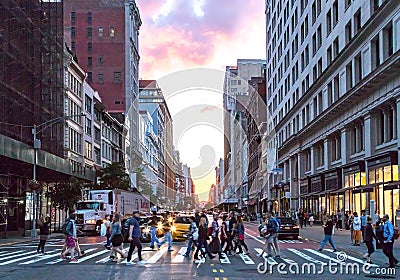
299, 225, 400, 263
0, 229, 64, 247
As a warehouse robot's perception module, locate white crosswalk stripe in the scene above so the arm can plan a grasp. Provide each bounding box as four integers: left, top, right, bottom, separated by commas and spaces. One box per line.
0, 250, 24, 257
0, 250, 37, 262
287, 248, 327, 265
146, 247, 167, 264
46, 248, 97, 264
278, 240, 302, 243
171, 247, 187, 263
324, 249, 379, 267
239, 253, 255, 265
0, 250, 56, 266
20, 251, 62, 265
254, 248, 278, 265
219, 253, 231, 264
72, 249, 109, 264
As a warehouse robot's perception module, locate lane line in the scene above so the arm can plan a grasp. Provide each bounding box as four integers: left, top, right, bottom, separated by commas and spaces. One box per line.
287, 248, 326, 265
171, 247, 187, 263
146, 247, 167, 264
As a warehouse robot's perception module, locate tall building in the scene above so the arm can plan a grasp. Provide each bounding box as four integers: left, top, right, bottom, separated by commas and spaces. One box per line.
63, 0, 142, 167
139, 80, 174, 207
266, 0, 400, 221
223, 59, 266, 210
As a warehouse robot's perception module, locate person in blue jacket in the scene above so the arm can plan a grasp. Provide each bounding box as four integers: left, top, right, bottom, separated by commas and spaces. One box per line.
382, 214, 398, 268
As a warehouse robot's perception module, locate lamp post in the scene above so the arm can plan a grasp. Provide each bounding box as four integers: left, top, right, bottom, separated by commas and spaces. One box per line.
30, 113, 85, 238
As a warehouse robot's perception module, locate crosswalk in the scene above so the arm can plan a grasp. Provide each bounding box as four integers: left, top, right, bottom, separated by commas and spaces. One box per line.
0, 245, 380, 269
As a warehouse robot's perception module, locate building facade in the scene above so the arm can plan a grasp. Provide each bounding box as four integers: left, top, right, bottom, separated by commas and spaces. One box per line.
266, 0, 400, 221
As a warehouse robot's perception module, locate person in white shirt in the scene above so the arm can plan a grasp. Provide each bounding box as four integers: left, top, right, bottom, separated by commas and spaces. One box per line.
352, 212, 362, 246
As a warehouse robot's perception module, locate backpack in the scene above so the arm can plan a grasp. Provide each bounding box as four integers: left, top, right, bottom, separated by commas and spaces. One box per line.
62, 218, 71, 235
394, 226, 400, 240
270, 218, 280, 233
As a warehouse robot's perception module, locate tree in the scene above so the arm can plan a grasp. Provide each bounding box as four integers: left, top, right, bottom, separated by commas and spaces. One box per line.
97, 162, 130, 190
49, 177, 82, 212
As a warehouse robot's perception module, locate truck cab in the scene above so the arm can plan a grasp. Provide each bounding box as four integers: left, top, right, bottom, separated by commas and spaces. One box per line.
75, 200, 106, 235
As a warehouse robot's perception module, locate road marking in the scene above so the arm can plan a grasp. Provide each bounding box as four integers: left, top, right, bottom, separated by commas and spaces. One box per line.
46, 248, 97, 264
171, 247, 187, 263
72, 249, 109, 264
0, 250, 56, 265
280, 256, 297, 265
0, 250, 24, 257
244, 232, 265, 244
96, 248, 129, 264
324, 249, 379, 267
0, 250, 36, 261
120, 253, 138, 264
287, 248, 326, 265
219, 269, 224, 273
239, 253, 255, 265
212, 269, 217, 272
146, 247, 167, 264
254, 248, 278, 265
20, 250, 62, 264
219, 253, 231, 264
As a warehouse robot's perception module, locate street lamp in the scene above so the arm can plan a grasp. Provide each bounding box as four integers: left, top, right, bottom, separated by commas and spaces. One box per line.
30, 113, 85, 238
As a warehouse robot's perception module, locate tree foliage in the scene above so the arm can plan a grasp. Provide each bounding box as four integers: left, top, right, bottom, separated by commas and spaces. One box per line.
97, 162, 130, 190
49, 177, 82, 211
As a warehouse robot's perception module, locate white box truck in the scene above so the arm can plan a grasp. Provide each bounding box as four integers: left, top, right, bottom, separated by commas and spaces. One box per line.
75, 189, 150, 235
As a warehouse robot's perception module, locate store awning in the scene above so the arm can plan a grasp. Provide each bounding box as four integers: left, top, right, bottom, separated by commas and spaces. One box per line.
383, 181, 400, 191
352, 186, 374, 194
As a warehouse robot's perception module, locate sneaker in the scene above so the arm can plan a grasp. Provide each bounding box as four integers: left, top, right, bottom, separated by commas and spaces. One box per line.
60, 253, 66, 260
168, 249, 174, 252
333, 249, 337, 252
137, 260, 146, 266
318, 248, 322, 252
126, 261, 136, 266
69, 258, 78, 263
256, 253, 263, 258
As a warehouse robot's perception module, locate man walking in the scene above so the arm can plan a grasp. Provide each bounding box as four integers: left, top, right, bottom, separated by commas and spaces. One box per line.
336, 210, 343, 231
318, 218, 337, 252
184, 216, 198, 257
126, 211, 145, 266
382, 214, 398, 268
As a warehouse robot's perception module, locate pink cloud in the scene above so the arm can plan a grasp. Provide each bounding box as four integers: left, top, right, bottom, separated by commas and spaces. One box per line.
136, 0, 265, 79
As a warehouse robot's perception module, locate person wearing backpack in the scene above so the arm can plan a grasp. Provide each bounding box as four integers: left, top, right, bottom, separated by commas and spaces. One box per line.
257, 212, 279, 259
60, 212, 78, 263
183, 216, 198, 257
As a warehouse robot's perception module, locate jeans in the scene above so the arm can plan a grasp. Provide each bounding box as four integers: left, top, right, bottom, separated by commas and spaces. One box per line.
127, 237, 142, 262
185, 238, 196, 255
383, 241, 398, 267
319, 234, 336, 250
160, 231, 172, 250
150, 227, 160, 248
106, 234, 111, 247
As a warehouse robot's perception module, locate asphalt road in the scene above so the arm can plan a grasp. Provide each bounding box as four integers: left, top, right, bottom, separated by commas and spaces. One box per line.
0, 223, 398, 280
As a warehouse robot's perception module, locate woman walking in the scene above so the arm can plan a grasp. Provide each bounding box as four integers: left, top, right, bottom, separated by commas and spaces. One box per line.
233, 215, 249, 254
110, 214, 126, 262
220, 215, 229, 255
364, 216, 379, 263
194, 217, 214, 263
352, 212, 362, 246
37, 214, 50, 254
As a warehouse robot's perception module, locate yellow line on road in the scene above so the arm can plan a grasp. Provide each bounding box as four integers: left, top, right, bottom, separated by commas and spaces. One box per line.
220, 269, 224, 273
214, 278, 219, 280
212, 269, 217, 273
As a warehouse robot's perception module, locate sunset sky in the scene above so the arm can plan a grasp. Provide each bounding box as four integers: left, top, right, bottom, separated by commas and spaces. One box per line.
136, 0, 266, 201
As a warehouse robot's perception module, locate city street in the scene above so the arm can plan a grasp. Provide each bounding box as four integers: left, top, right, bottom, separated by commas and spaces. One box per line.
0, 223, 398, 280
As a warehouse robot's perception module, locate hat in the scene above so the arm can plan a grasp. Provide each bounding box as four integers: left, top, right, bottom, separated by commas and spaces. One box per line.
132, 210, 139, 215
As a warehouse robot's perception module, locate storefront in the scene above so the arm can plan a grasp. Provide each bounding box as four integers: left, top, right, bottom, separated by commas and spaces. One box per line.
367, 152, 399, 221
310, 174, 324, 219
324, 168, 342, 216
343, 161, 366, 214
299, 177, 310, 212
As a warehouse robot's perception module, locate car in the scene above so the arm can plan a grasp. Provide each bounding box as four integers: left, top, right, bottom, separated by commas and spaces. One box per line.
276, 216, 299, 240
121, 216, 163, 243
171, 215, 191, 241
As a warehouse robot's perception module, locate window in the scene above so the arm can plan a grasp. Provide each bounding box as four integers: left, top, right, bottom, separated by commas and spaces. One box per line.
327, 82, 333, 106
332, 0, 338, 26
333, 37, 339, 58
346, 62, 352, 91
99, 56, 104, 66
327, 46, 332, 65
88, 72, 93, 82
85, 141, 92, 159
371, 0, 379, 14
383, 22, 393, 60
345, 20, 352, 44
312, 1, 317, 24
87, 12, 92, 24
87, 57, 92, 67
71, 27, 76, 38
371, 36, 380, 70
87, 27, 92, 38
301, 16, 309, 42
109, 27, 115, 37
85, 95, 92, 112
71, 12, 76, 23
88, 42, 92, 52
71, 42, 76, 52
98, 27, 103, 37
98, 73, 104, 83
354, 9, 361, 35
354, 53, 362, 84
333, 74, 339, 101
345, 0, 352, 10
326, 9, 332, 34
317, 58, 322, 77
113, 72, 122, 83
85, 118, 92, 135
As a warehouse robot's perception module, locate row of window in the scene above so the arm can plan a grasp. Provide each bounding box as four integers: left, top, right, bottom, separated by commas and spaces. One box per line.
70, 26, 115, 39
67, 72, 82, 98
87, 71, 122, 84
67, 98, 82, 125
87, 56, 104, 67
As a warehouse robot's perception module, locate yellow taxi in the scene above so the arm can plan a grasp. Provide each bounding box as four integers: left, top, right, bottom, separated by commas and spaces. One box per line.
171, 215, 192, 241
